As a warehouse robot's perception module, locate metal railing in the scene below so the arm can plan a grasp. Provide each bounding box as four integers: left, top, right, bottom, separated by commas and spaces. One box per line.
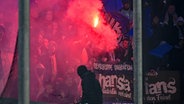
18, 0, 30, 104
133, 0, 143, 104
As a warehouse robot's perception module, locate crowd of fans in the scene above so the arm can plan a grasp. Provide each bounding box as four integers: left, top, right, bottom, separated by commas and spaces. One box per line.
143, 0, 184, 103
29, 6, 81, 103
1, 0, 183, 103
28, 0, 134, 103
143, 1, 184, 71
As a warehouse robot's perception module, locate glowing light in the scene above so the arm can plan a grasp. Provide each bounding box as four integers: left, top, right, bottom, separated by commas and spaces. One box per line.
93, 15, 99, 28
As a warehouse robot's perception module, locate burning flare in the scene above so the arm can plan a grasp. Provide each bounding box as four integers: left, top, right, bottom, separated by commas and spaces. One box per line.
93, 15, 99, 28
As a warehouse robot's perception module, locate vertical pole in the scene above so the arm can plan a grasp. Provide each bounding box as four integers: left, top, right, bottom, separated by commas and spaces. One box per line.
18, 0, 30, 103
133, 0, 143, 104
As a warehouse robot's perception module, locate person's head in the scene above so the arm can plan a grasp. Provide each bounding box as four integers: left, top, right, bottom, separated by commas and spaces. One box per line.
38, 31, 44, 44
178, 39, 184, 48
77, 65, 88, 78
43, 38, 49, 47
122, 0, 131, 10
49, 41, 56, 53
177, 16, 184, 26
167, 4, 175, 15
121, 38, 129, 49
45, 10, 53, 21
152, 15, 160, 25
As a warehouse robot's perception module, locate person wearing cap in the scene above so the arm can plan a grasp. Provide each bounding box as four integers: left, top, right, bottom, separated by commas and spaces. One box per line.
76, 65, 102, 104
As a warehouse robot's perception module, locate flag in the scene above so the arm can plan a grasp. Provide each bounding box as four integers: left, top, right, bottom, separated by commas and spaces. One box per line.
0, 35, 18, 103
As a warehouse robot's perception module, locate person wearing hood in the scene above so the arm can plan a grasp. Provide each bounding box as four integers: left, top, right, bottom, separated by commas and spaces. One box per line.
76, 65, 103, 104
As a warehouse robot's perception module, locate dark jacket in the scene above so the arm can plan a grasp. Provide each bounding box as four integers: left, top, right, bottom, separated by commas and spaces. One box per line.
114, 46, 133, 63
79, 71, 103, 104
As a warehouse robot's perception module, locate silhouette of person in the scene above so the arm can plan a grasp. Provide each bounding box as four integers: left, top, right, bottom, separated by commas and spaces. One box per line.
76, 65, 103, 104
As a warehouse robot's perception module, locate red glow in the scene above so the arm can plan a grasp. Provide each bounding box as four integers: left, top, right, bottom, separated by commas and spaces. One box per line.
66, 0, 118, 52
93, 15, 99, 28
1, 0, 120, 102
31, 0, 118, 101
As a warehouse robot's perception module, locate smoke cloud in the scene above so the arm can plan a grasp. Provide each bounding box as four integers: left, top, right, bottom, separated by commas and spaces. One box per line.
1, 0, 118, 103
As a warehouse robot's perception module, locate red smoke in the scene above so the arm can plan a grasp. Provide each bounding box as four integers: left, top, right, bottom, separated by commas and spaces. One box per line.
30, 1, 119, 101
1, 0, 119, 103
66, 0, 117, 52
